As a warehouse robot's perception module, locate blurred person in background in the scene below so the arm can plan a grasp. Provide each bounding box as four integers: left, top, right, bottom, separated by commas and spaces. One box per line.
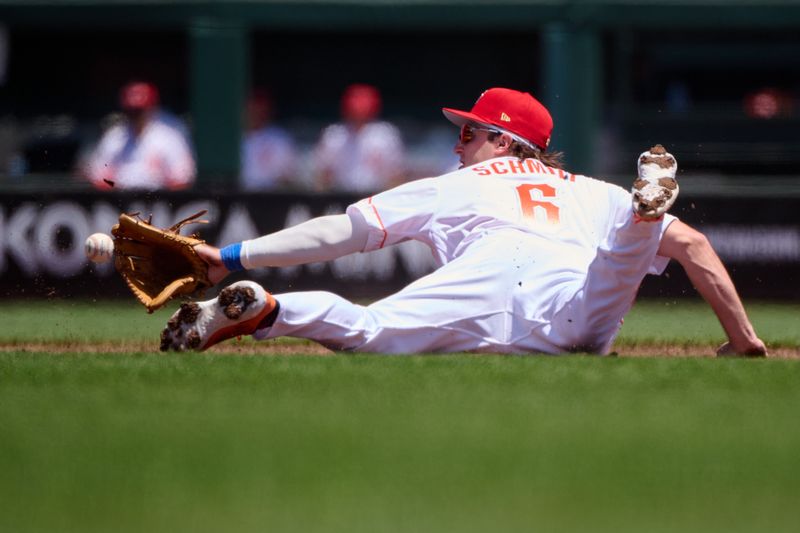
743, 87, 794, 119
313, 83, 406, 193
81, 81, 196, 191
240, 88, 298, 191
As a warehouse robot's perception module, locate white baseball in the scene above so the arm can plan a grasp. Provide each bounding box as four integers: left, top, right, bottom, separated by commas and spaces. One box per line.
85, 232, 114, 263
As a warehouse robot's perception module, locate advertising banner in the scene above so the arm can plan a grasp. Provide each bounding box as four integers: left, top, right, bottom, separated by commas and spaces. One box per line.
0, 192, 797, 300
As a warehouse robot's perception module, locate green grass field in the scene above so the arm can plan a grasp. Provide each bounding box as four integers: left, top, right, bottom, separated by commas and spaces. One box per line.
2, 298, 799, 348
1, 299, 799, 532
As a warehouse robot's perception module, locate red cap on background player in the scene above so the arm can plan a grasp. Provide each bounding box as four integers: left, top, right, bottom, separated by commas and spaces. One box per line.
120, 81, 160, 110
341, 83, 382, 123
442, 87, 553, 150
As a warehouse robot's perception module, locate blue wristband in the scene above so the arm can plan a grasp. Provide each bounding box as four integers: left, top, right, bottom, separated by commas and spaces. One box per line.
220, 242, 245, 272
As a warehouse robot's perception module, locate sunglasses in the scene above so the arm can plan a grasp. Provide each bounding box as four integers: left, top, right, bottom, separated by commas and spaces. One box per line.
459, 124, 500, 144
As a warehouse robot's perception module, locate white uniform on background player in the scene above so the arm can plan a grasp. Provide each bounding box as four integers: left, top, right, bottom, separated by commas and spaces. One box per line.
162, 87, 766, 356
83, 81, 196, 191
313, 83, 406, 194
240, 89, 298, 191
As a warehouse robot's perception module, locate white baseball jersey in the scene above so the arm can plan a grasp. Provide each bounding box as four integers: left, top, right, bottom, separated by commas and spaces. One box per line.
86, 112, 196, 191
261, 156, 675, 354
240, 126, 297, 191
314, 121, 405, 193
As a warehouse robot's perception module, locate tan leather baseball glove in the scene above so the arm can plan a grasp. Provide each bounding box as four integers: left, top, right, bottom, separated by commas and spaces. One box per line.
111, 211, 212, 313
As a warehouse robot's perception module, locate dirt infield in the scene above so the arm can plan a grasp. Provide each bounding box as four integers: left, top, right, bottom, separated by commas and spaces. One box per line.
2, 341, 798, 359
0, 340, 333, 356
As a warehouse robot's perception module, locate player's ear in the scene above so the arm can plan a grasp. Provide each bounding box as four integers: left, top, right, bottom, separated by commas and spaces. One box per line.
495, 133, 513, 154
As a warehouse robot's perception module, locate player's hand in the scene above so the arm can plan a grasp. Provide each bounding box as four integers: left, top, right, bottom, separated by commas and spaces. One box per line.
193, 243, 229, 285
716, 339, 768, 357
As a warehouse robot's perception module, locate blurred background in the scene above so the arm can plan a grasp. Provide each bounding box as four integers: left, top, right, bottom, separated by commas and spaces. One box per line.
0, 0, 798, 299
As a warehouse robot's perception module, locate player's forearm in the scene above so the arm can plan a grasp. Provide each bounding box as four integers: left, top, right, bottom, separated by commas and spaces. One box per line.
222, 213, 368, 270
675, 232, 760, 348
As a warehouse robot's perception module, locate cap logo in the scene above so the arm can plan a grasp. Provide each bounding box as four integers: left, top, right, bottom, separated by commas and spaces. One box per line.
500, 112, 511, 122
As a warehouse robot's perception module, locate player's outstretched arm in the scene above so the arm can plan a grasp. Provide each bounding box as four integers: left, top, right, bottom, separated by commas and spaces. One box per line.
194, 212, 369, 287
657, 220, 767, 357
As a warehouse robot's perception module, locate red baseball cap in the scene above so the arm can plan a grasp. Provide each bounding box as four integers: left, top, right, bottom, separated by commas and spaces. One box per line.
442, 87, 553, 150
341, 83, 382, 122
120, 81, 160, 110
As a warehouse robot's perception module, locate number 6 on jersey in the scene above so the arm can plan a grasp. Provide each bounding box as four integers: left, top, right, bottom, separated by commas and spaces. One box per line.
516, 183, 560, 225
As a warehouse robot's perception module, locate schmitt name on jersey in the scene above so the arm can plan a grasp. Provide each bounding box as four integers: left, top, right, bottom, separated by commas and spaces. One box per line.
472, 159, 576, 181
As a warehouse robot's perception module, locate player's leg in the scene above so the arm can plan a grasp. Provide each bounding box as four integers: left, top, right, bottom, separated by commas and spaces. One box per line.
159, 271, 504, 353
551, 215, 667, 353
253, 290, 500, 353
160, 272, 507, 353
551, 146, 680, 353
259, 249, 528, 353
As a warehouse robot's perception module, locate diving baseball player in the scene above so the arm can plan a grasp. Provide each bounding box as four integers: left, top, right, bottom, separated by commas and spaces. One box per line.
159, 87, 766, 356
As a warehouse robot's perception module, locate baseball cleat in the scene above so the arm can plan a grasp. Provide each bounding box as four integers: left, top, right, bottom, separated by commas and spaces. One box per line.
632, 144, 679, 220
159, 280, 276, 352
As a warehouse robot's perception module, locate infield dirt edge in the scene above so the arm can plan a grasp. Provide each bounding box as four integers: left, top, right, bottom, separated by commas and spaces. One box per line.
1, 341, 797, 359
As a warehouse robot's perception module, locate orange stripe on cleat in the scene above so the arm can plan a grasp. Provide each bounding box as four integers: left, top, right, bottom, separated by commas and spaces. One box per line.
201, 293, 277, 351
